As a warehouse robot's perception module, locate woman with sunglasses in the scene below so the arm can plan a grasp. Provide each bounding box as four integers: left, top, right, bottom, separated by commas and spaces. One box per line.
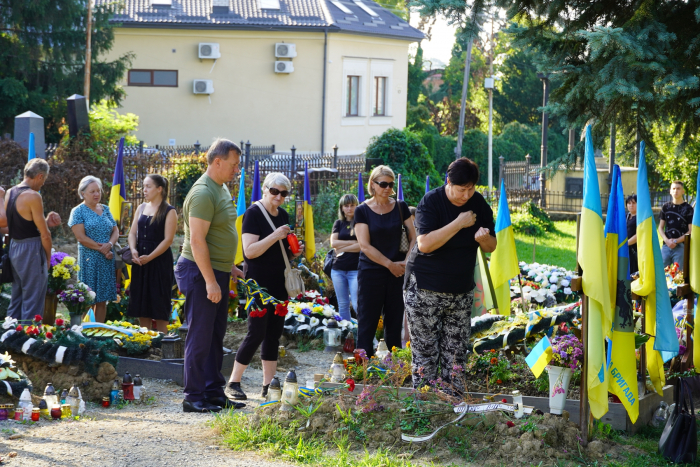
404, 158, 496, 395
227, 172, 304, 401
354, 165, 416, 356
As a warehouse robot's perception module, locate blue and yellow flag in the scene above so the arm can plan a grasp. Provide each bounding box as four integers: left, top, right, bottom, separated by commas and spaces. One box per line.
691, 162, 700, 373
28, 133, 35, 160
578, 125, 611, 420
631, 141, 679, 394
525, 335, 553, 378
425, 175, 430, 194
250, 160, 261, 206
234, 169, 246, 265
490, 180, 519, 315
109, 137, 127, 222
304, 163, 315, 261
604, 165, 639, 423
396, 174, 403, 201
358, 173, 365, 203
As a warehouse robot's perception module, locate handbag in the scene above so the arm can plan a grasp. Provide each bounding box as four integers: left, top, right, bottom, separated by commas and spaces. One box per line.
397, 200, 410, 253
0, 250, 13, 284
659, 379, 697, 463
255, 201, 305, 299
117, 204, 144, 266
323, 249, 336, 278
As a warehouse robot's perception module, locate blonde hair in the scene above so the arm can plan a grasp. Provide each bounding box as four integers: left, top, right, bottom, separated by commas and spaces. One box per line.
367, 165, 396, 196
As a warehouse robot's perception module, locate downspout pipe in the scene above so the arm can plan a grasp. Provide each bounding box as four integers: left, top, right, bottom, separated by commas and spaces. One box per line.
321, 28, 328, 154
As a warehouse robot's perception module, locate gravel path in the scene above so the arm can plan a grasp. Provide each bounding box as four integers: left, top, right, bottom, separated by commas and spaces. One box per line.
0, 349, 331, 467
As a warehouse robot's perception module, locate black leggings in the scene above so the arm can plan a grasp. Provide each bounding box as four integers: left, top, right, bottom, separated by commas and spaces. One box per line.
235, 303, 286, 364
356, 267, 405, 356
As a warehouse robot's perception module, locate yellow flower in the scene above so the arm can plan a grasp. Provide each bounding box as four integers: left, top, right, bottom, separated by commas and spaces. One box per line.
52, 270, 61, 278
62, 273, 70, 280
419, 385, 430, 393
62, 256, 76, 266
74, 265, 80, 272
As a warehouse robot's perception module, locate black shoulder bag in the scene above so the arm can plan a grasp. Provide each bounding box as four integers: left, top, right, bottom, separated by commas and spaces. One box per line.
659, 379, 697, 464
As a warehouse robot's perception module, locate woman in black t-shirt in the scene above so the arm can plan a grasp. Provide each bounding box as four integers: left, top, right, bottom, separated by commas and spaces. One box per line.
626, 195, 638, 275
354, 165, 416, 356
227, 172, 304, 402
404, 158, 496, 393
330, 194, 360, 321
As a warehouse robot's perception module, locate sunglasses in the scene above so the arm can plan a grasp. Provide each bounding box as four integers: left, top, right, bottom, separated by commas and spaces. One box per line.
268, 187, 289, 197
373, 180, 395, 189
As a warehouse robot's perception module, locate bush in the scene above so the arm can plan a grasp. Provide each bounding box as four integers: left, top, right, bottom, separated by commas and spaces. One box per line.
511, 201, 556, 236
312, 181, 356, 234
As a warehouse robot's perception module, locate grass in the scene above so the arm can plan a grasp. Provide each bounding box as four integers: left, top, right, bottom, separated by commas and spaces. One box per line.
592, 425, 683, 467
514, 220, 578, 270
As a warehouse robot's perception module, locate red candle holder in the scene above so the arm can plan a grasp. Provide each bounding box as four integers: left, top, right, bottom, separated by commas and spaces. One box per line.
50, 406, 62, 420
102, 397, 110, 408
122, 383, 134, 401
31, 408, 40, 422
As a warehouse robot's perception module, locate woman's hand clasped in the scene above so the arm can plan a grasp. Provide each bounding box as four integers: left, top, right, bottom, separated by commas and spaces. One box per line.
456, 211, 477, 229
388, 261, 406, 277
130, 248, 141, 266
474, 227, 491, 243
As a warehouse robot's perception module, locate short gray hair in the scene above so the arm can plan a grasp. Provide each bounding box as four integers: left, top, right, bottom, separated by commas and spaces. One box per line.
263, 172, 291, 191
206, 138, 241, 165
24, 158, 50, 179
78, 176, 103, 200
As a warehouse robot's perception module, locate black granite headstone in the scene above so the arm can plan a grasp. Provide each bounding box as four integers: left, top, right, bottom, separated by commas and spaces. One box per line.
66, 94, 90, 137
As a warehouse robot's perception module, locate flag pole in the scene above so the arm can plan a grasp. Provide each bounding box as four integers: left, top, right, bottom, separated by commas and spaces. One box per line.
572, 212, 591, 444
680, 232, 694, 371
517, 274, 527, 315
479, 249, 498, 313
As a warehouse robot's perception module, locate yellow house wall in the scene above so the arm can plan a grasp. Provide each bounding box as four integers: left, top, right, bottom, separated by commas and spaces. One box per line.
546, 167, 638, 211
105, 28, 411, 154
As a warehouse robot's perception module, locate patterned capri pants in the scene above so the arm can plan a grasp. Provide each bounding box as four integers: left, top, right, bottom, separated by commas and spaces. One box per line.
404, 273, 474, 394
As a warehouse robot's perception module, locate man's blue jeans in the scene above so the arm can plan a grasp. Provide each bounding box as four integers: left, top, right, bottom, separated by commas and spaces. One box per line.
330, 269, 358, 321
662, 242, 685, 271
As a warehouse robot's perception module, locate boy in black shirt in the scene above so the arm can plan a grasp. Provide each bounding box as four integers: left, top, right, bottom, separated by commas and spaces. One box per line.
659, 181, 694, 271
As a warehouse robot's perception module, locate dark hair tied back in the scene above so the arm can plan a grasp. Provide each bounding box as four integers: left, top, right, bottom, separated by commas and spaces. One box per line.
146, 174, 170, 225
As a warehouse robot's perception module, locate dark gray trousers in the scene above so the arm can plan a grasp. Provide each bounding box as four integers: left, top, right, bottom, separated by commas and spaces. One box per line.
8, 237, 47, 322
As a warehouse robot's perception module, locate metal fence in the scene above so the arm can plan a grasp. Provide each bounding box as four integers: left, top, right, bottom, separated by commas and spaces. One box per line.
494, 189, 671, 214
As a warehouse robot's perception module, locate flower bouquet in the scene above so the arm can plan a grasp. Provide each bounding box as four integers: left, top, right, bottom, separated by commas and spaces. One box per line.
47, 252, 79, 294
547, 334, 583, 414
58, 283, 96, 325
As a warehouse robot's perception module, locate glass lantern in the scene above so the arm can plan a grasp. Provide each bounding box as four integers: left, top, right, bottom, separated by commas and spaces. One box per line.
329, 352, 346, 383
19, 388, 33, 420
133, 374, 143, 402
267, 376, 282, 402
68, 385, 81, 417
512, 390, 524, 419
280, 370, 299, 411
122, 372, 134, 401
323, 320, 342, 352
375, 339, 390, 361
44, 383, 59, 408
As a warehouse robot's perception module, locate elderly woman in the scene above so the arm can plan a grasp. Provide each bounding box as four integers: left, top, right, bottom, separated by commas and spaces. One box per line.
354, 165, 416, 356
226, 173, 304, 400
330, 194, 360, 321
68, 176, 119, 323
404, 158, 496, 393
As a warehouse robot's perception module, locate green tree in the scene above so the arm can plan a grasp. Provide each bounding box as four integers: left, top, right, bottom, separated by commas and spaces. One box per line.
0, 0, 133, 141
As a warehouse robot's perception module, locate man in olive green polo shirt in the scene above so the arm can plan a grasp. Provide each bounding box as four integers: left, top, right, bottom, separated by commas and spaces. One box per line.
175, 138, 245, 413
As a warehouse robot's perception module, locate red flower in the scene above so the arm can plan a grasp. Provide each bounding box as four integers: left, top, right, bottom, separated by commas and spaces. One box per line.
296, 294, 304, 300
502, 399, 507, 403
274, 303, 289, 317
15, 325, 23, 332
496, 379, 503, 385
346, 379, 355, 392
55, 318, 64, 326
34, 315, 42, 322
490, 357, 498, 365
45, 332, 54, 339
506, 421, 515, 428
249, 308, 268, 318
315, 298, 324, 305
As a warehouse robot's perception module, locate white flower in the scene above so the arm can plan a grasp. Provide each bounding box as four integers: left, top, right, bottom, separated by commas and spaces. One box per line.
522, 286, 532, 293
2, 317, 17, 330
339, 320, 351, 328
88, 291, 96, 300
550, 284, 558, 292
535, 295, 546, 303
537, 289, 548, 297
309, 317, 320, 328
524, 292, 532, 301
560, 279, 570, 287
564, 287, 572, 295
138, 327, 149, 333
322, 306, 335, 318
71, 325, 83, 333
541, 277, 550, 286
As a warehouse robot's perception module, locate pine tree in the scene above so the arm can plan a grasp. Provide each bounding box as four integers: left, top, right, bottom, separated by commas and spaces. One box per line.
0, 0, 132, 140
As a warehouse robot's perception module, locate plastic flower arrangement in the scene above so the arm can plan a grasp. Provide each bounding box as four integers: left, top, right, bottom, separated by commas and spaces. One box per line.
47, 252, 79, 294
58, 282, 96, 316
550, 334, 583, 370
515, 262, 578, 305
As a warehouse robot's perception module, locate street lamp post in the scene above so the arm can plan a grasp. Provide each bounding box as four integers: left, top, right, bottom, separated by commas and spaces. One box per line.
537, 73, 550, 208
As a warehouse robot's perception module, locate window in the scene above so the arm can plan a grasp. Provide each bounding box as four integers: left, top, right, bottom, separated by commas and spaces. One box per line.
346, 76, 360, 116
259, 0, 280, 9
127, 70, 178, 87
353, 0, 379, 17
373, 76, 387, 116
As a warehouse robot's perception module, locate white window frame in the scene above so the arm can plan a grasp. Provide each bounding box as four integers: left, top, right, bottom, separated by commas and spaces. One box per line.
342, 58, 368, 125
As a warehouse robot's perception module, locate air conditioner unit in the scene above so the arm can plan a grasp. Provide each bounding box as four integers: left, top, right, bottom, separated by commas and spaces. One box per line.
275, 61, 294, 73
275, 43, 297, 58
193, 80, 214, 94
198, 43, 221, 59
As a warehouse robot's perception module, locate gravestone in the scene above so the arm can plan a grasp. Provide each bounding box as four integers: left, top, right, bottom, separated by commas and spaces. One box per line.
66, 94, 91, 137
13, 111, 45, 158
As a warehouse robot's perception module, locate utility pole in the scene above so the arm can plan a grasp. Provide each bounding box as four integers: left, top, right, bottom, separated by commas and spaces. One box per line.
608, 121, 616, 191
537, 73, 550, 208
454, 38, 474, 160
84, 0, 93, 105
487, 12, 494, 194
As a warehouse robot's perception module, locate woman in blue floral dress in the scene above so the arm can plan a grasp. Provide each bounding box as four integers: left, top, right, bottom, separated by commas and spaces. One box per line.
68, 176, 120, 322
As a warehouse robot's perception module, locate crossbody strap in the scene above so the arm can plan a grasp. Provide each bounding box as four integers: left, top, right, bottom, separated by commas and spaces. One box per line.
255, 201, 292, 272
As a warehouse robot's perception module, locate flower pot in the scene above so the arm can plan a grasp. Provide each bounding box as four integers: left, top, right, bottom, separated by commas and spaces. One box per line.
547, 365, 573, 415
70, 315, 83, 327
43, 294, 58, 325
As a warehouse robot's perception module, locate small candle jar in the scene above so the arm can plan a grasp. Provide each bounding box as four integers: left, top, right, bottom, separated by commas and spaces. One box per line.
102, 397, 110, 408
6, 404, 14, 420
278, 346, 286, 358
50, 405, 62, 420
61, 404, 71, 418
512, 390, 524, 419
0, 405, 8, 421
13, 408, 23, 421
31, 408, 40, 422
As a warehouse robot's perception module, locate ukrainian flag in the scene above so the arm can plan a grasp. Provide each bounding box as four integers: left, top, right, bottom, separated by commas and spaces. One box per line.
234, 169, 246, 265
28, 133, 35, 160
631, 142, 679, 394
396, 174, 403, 201
109, 137, 127, 222
250, 160, 261, 206
578, 125, 611, 420
304, 163, 315, 261
490, 180, 519, 315
691, 162, 700, 373
358, 173, 365, 202
425, 175, 430, 194
604, 165, 639, 423
526, 335, 553, 378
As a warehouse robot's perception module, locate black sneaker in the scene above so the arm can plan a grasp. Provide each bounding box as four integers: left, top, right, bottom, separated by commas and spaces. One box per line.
225, 382, 247, 400
261, 384, 270, 398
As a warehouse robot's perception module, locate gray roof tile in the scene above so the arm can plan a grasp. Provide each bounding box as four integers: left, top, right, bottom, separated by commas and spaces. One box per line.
101, 0, 423, 40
